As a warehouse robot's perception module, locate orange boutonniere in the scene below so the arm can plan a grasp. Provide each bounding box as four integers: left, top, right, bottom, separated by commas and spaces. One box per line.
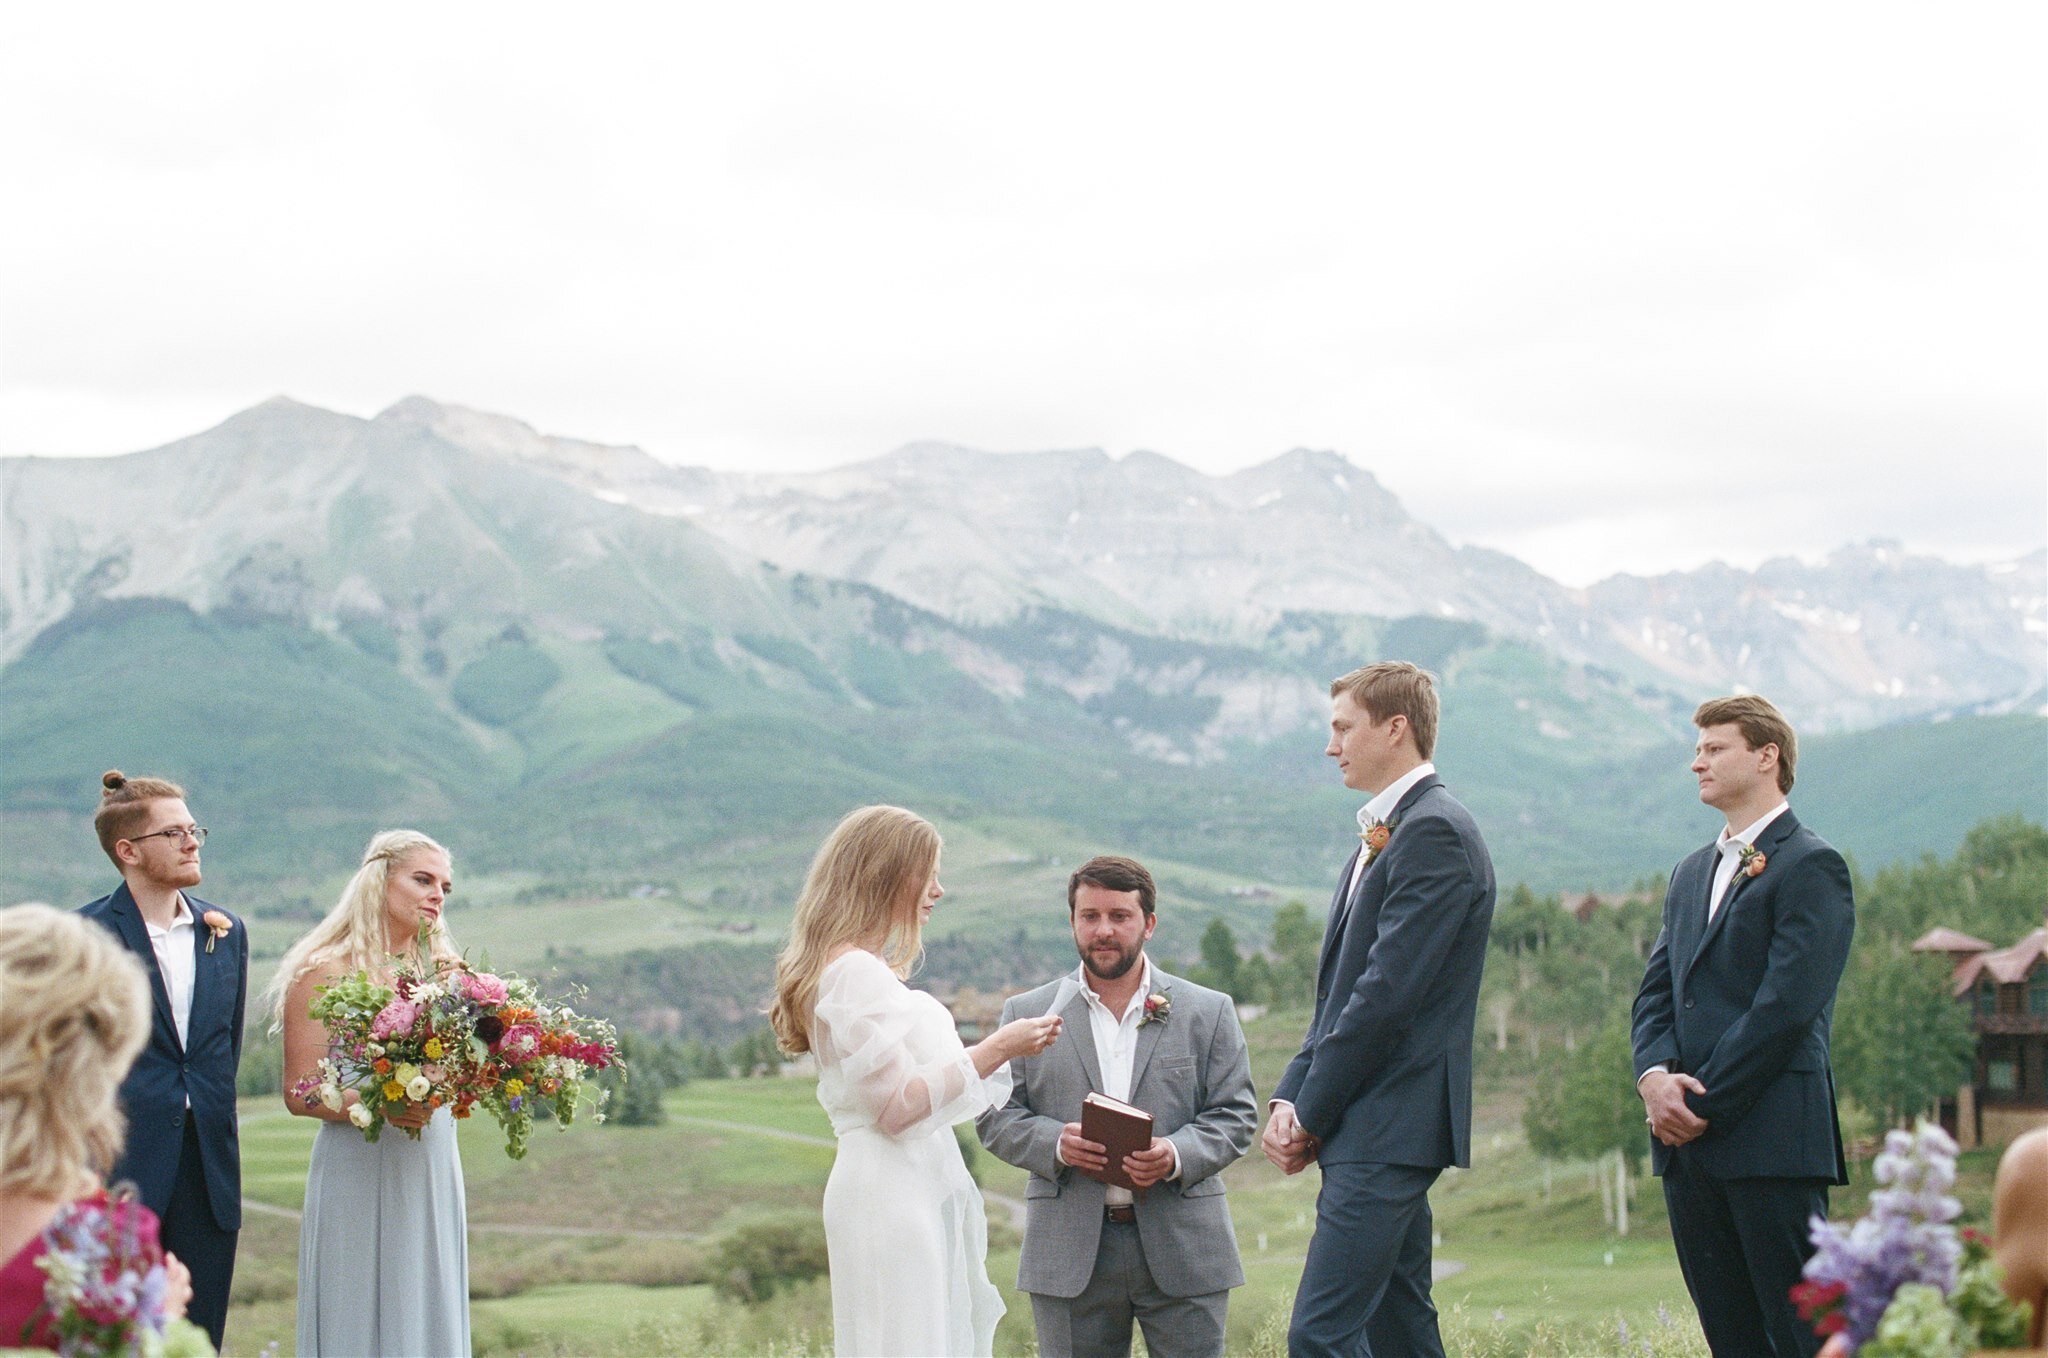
1139, 989, 1172, 1027
1359, 817, 1395, 864
201, 909, 232, 953
1737, 844, 1767, 878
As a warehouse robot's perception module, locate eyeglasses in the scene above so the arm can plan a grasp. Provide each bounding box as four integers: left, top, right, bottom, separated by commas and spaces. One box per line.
125, 826, 209, 847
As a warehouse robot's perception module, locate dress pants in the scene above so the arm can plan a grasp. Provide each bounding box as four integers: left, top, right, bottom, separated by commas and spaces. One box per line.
1662, 1153, 1829, 1358
1029, 1218, 1228, 1358
1288, 1161, 1443, 1358
158, 1119, 238, 1351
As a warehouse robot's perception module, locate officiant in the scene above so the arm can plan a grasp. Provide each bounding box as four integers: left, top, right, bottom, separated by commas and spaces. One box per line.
976, 855, 1258, 1358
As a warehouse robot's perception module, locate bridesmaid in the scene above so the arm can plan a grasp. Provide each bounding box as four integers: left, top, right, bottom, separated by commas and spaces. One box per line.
266, 830, 470, 1357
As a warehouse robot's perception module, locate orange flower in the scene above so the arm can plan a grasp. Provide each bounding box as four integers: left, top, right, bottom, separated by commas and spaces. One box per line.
201, 909, 232, 953
1744, 852, 1767, 878
373, 1058, 392, 1075
1364, 823, 1392, 854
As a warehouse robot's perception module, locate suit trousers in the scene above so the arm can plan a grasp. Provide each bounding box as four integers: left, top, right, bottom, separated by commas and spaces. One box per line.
1662, 1154, 1828, 1358
1288, 1161, 1443, 1358
159, 1120, 238, 1351
1029, 1219, 1227, 1358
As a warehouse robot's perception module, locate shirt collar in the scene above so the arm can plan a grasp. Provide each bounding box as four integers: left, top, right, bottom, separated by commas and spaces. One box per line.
142, 892, 194, 938
1359, 761, 1436, 830
1076, 954, 1154, 1023
1717, 802, 1791, 855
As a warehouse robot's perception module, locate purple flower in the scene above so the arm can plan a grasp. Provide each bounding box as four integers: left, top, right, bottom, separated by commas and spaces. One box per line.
1803, 1120, 1966, 1351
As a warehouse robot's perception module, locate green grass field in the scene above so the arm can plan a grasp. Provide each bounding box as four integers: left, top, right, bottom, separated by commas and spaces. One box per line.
221, 1007, 2011, 1357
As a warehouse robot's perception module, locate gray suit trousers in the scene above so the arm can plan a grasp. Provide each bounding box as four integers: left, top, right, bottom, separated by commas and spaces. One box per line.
1030, 1219, 1227, 1358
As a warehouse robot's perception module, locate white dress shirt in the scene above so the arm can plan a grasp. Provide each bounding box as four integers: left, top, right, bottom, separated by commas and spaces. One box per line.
1709, 802, 1790, 922
1060, 955, 1178, 1202
142, 891, 197, 1050
1345, 761, 1437, 900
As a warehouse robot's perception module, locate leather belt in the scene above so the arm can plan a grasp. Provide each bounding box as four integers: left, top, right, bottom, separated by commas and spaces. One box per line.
1104, 1205, 1136, 1224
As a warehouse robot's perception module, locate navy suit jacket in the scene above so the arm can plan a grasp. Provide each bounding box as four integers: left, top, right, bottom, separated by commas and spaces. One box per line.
80, 883, 246, 1230
1273, 776, 1496, 1168
1630, 809, 1854, 1184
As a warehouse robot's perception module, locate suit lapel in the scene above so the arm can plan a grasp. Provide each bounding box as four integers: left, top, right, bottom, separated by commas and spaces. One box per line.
1688, 811, 1800, 974
1126, 980, 1170, 1093
1318, 845, 1362, 981
1061, 985, 1104, 1094
105, 884, 179, 1048
187, 902, 221, 1045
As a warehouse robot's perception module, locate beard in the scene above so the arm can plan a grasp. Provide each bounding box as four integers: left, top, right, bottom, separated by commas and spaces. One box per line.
1079, 939, 1141, 981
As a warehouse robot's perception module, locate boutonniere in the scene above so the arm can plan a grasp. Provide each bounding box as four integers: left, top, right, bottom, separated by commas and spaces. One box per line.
1736, 844, 1767, 879
202, 909, 232, 953
1139, 988, 1172, 1027
1359, 816, 1395, 864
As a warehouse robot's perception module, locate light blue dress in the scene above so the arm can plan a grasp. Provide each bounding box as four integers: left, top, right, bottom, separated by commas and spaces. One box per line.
297, 1108, 470, 1356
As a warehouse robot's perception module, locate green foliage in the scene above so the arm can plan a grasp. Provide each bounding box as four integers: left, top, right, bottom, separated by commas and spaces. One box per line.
607, 1035, 670, 1127
1268, 901, 1321, 1009
451, 642, 564, 725
727, 1026, 784, 1077
1522, 1006, 1643, 1164
1832, 939, 1976, 1126
236, 1029, 284, 1097
708, 1218, 830, 1306
953, 1123, 981, 1184
1195, 918, 1242, 996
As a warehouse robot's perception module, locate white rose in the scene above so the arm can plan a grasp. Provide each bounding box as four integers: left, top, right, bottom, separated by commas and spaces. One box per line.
318, 1084, 343, 1111
406, 1075, 431, 1101
347, 1102, 373, 1129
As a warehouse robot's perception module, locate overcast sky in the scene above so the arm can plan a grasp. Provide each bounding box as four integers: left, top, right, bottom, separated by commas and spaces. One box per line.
3, 4, 2041, 586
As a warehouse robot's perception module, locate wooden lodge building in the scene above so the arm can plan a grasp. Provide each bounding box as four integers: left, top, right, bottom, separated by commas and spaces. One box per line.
1914, 917, 2048, 1148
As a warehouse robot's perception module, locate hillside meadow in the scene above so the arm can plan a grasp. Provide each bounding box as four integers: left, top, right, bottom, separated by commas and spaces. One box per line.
214, 1008, 2013, 1357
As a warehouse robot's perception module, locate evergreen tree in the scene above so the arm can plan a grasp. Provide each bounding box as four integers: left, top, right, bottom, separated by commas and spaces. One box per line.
1197, 918, 1242, 997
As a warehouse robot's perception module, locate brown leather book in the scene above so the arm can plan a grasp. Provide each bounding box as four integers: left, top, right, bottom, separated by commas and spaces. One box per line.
1080, 1091, 1155, 1192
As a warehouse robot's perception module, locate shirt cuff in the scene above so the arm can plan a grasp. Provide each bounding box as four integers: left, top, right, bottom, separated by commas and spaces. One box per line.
1637, 1063, 1672, 1088
1055, 1136, 1068, 1167
1164, 1137, 1181, 1181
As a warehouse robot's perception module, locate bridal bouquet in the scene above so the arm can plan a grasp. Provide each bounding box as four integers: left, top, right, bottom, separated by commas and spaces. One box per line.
1793, 1121, 2031, 1356
19, 1195, 213, 1358
292, 959, 622, 1160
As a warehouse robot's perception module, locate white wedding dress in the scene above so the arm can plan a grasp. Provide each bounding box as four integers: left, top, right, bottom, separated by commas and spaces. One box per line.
814, 949, 1010, 1357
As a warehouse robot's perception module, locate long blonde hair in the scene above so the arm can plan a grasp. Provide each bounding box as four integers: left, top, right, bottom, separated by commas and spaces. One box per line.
0, 904, 152, 1197
263, 829, 462, 1030
769, 805, 939, 1055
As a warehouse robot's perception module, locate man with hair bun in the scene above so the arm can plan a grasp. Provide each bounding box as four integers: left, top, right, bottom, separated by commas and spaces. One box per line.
1631, 695, 1855, 1357
79, 770, 246, 1351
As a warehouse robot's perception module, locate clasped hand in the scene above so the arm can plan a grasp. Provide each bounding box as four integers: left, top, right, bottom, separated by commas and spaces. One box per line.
1060, 1125, 1176, 1187
1639, 1069, 1709, 1146
1260, 1102, 1318, 1175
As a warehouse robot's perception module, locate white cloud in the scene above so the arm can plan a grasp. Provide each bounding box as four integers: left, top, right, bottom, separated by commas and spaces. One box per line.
2, 2, 2040, 586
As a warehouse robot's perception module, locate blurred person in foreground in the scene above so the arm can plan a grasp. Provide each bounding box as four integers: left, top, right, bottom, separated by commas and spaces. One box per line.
78, 771, 246, 1351
0, 903, 202, 1353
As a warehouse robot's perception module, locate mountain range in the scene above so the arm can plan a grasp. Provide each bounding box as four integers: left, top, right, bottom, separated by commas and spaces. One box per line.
2, 397, 2041, 935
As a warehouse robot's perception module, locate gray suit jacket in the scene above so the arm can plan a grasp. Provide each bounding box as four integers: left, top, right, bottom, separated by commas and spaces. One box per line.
975, 968, 1257, 1299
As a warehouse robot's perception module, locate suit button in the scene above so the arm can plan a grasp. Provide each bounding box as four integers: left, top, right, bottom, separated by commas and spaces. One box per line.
172, 1112, 184, 1127
1684, 999, 1695, 1009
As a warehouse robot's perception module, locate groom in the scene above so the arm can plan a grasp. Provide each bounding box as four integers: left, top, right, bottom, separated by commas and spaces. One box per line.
1264, 662, 1496, 1358
79, 771, 246, 1351
977, 855, 1258, 1358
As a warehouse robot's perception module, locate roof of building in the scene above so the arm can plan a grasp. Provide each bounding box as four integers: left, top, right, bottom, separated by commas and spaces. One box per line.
1953, 928, 2048, 996
1913, 926, 1994, 954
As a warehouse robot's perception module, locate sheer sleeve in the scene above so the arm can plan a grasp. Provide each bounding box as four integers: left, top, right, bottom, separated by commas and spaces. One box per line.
815, 953, 1012, 1140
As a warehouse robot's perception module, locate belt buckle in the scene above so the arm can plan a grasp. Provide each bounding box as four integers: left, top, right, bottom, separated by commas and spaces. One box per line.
1104, 1204, 1136, 1224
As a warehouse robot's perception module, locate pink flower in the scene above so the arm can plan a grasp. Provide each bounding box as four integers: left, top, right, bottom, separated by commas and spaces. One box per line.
461, 972, 509, 1005
370, 998, 421, 1040
494, 1023, 542, 1062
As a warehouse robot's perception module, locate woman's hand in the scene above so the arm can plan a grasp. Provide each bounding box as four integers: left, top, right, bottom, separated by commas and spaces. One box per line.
162, 1250, 193, 1321
385, 1099, 433, 1131
968, 1014, 1062, 1078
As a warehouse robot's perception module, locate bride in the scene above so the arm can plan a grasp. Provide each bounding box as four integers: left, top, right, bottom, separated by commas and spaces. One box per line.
771, 805, 1062, 1358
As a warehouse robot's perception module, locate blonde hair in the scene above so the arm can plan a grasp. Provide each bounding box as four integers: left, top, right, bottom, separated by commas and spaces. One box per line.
92, 769, 187, 866
262, 829, 461, 1030
1331, 661, 1440, 759
769, 806, 940, 1055
0, 904, 152, 1197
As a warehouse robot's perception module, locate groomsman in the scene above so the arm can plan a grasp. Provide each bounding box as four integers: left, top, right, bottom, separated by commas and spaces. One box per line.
1632, 696, 1855, 1358
80, 771, 246, 1350
977, 856, 1258, 1358
1263, 662, 1495, 1358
